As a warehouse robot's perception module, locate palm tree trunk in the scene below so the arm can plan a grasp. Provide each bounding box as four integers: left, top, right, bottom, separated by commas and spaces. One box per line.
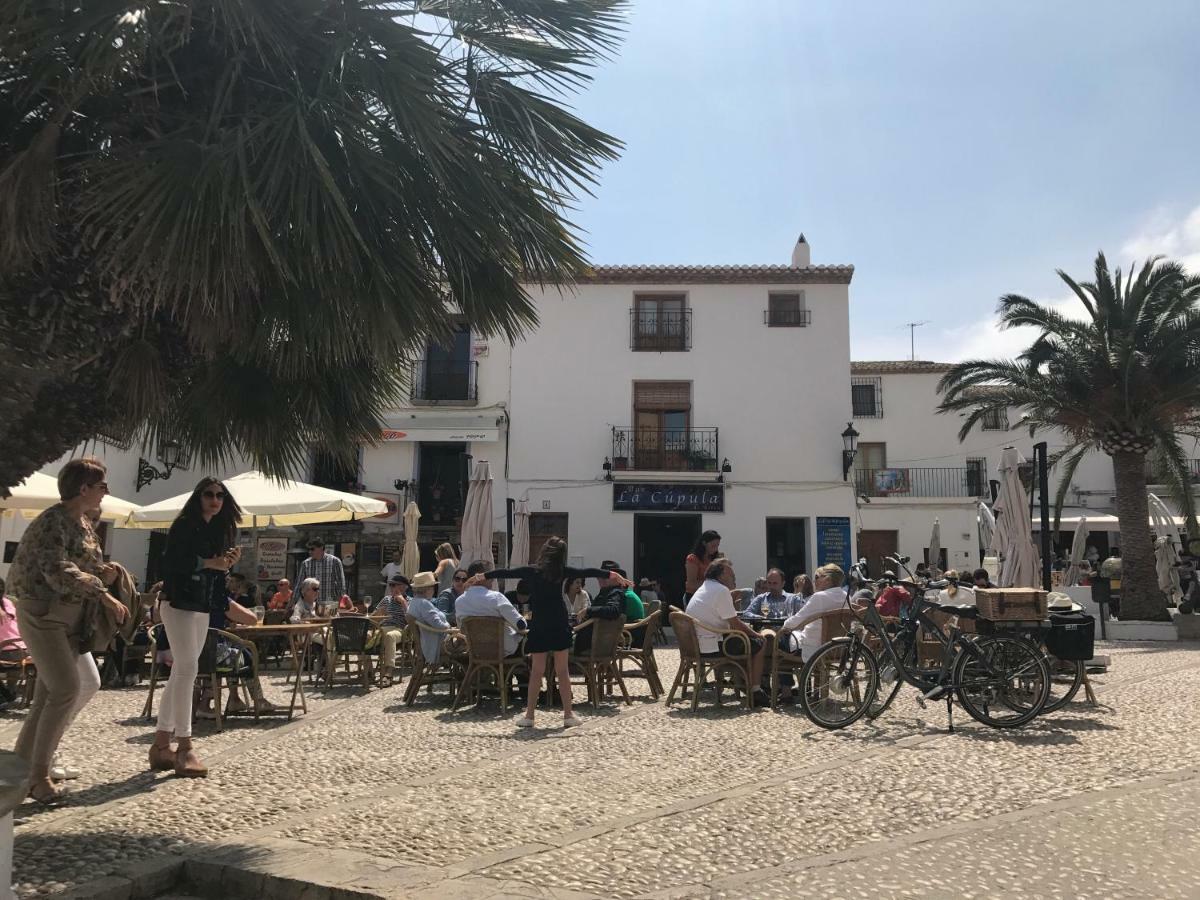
1110, 450, 1166, 621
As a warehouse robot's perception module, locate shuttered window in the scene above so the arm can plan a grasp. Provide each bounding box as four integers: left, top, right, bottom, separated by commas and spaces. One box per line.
633, 381, 691, 412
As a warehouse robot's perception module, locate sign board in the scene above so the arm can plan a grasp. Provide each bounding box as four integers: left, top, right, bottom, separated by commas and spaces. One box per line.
816, 517, 852, 570
381, 427, 498, 442
256, 537, 289, 582
363, 492, 401, 525
612, 483, 724, 513
873, 468, 911, 496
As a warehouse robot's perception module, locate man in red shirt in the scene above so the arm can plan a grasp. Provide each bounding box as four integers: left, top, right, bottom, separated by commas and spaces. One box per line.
874, 574, 912, 617
267, 578, 293, 611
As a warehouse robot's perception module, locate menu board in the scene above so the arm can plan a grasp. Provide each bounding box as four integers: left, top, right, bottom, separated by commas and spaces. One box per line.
816, 517, 852, 570
256, 537, 289, 581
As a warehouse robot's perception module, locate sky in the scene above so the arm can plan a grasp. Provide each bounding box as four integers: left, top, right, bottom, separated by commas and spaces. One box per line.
565, 0, 1200, 362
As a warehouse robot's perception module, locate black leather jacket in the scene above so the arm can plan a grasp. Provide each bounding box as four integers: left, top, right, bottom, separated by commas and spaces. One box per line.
161, 516, 229, 613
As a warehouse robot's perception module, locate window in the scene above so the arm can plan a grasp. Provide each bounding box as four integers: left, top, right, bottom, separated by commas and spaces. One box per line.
966, 457, 987, 496
631, 381, 693, 470
528, 513, 568, 566
413, 325, 477, 403
854, 442, 887, 473
631, 295, 690, 351
765, 291, 810, 327
981, 407, 1009, 431
851, 377, 883, 418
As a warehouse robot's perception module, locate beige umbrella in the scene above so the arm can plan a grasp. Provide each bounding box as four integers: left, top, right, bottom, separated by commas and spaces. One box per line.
459, 459, 495, 568
993, 448, 1039, 587
1065, 515, 1089, 587
506, 499, 530, 590
1148, 494, 1182, 603
401, 501, 421, 578
927, 518, 942, 576
1, 471, 140, 522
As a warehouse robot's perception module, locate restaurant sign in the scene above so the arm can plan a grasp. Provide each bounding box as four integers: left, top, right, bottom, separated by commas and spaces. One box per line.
816, 516, 852, 570
612, 483, 724, 513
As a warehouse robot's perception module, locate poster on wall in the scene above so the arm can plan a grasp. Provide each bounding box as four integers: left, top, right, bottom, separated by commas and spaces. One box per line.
256, 537, 289, 581
338, 543, 358, 570
815, 517, 852, 570
363, 492, 401, 525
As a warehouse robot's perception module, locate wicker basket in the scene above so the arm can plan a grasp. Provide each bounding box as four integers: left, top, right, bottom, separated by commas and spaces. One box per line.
975, 588, 1048, 622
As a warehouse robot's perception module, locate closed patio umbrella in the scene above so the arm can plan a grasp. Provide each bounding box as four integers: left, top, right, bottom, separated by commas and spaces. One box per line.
1, 471, 140, 523
977, 501, 996, 561
927, 518, 942, 575
506, 499, 530, 591
459, 459, 495, 569
1148, 493, 1182, 603
993, 448, 1039, 588
1065, 515, 1089, 587
401, 501, 421, 577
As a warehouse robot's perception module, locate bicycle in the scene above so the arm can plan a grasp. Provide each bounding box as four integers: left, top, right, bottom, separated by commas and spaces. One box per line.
797, 562, 1050, 731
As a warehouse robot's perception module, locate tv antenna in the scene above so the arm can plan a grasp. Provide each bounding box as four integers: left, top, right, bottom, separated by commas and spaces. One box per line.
904, 321, 929, 361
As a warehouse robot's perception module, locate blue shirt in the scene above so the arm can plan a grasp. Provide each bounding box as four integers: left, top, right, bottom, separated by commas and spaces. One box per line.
744, 592, 802, 619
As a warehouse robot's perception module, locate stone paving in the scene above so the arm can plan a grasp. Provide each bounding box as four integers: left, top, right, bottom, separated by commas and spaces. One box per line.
5, 640, 1200, 898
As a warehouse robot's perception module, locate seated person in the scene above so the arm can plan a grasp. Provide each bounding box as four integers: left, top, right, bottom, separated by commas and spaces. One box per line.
777, 564, 853, 661
972, 568, 995, 590
638, 577, 660, 611
289, 577, 325, 667
0, 578, 29, 705
267, 578, 292, 611
575, 562, 643, 654
743, 568, 798, 619
686, 558, 768, 706
455, 561, 528, 657
376, 573, 410, 686
436, 569, 468, 624
505, 580, 532, 615
563, 576, 591, 621
874, 573, 912, 617
204, 573, 278, 715
406, 572, 455, 666
938, 570, 976, 607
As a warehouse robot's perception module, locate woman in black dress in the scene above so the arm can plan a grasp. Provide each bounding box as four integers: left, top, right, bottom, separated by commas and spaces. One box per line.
486, 536, 630, 728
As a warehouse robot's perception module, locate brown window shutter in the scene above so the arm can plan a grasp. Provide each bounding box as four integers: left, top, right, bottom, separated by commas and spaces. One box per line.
633, 381, 691, 411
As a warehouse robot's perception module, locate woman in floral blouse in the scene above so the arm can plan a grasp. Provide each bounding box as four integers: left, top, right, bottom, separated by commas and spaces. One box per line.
7, 458, 128, 805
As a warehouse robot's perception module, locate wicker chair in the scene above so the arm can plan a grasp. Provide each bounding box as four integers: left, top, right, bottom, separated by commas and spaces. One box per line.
453, 616, 527, 713
140, 624, 168, 719
772, 610, 856, 708
403, 620, 462, 706
569, 616, 631, 707
0, 638, 34, 707
665, 611, 754, 710
616, 610, 664, 699
323, 616, 377, 688
195, 629, 262, 733
918, 608, 974, 667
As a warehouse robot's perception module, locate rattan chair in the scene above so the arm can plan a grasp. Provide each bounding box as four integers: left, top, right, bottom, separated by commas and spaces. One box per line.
453, 616, 527, 713
322, 616, 377, 688
0, 638, 34, 707
772, 610, 857, 708
569, 616, 630, 707
195, 628, 261, 733
665, 611, 754, 710
403, 620, 462, 706
140, 624, 168, 719
918, 608, 974, 667
616, 610, 664, 699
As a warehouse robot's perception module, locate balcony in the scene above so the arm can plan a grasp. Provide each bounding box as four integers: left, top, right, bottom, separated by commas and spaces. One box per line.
410, 359, 478, 405
611, 426, 720, 472
764, 308, 812, 327
630, 308, 691, 352
1146, 459, 1200, 483
855, 467, 986, 499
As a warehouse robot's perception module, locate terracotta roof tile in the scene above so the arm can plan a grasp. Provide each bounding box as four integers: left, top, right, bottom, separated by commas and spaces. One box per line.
851, 360, 955, 374
576, 264, 854, 285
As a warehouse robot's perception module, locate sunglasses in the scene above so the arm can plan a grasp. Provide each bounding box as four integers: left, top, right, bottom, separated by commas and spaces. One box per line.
452, 575, 467, 582
202, 490, 226, 500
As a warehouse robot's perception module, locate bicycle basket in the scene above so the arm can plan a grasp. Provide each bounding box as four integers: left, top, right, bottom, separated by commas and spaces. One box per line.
1044, 613, 1094, 661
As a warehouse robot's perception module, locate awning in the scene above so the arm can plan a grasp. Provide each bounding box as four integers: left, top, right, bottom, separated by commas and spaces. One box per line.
380, 412, 505, 443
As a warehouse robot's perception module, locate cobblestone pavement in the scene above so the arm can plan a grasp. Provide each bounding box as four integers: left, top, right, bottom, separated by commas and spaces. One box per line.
5, 641, 1200, 898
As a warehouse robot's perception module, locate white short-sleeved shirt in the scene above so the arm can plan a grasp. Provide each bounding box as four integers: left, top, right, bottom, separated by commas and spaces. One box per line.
686, 579, 738, 654
781, 586, 848, 660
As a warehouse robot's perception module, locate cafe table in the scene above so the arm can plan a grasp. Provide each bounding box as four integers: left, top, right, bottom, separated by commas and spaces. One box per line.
230, 622, 326, 719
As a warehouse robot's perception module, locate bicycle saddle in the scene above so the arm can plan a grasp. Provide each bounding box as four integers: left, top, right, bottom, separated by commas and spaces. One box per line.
935, 604, 978, 619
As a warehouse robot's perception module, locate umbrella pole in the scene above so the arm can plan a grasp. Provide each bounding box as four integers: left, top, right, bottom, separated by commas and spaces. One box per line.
1034, 442, 1052, 591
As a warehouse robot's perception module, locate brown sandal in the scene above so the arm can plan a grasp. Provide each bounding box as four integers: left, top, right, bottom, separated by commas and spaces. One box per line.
173, 749, 208, 779
148, 745, 176, 772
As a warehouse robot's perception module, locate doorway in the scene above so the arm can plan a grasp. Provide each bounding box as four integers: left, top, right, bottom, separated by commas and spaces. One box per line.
634, 514, 701, 607
417, 442, 468, 528
766, 518, 808, 587
856, 530, 898, 579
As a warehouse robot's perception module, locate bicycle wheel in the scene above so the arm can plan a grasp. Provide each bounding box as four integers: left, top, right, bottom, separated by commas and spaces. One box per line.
799, 637, 879, 729
1040, 655, 1085, 713
953, 635, 1049, 728
867, 629, 914, 720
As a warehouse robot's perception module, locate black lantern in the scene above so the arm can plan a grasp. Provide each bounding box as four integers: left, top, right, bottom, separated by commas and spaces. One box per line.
602, 457, 613, 482
136, 439, 185, 492
841, 422, 859, 481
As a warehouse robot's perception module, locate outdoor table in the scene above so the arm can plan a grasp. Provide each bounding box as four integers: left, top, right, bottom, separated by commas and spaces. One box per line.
231, 622, 325, 719
739, 616, 786, 632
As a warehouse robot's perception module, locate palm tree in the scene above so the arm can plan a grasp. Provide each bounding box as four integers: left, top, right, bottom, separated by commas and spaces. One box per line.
0, 1, 625, 490
938, 253, 1200, 621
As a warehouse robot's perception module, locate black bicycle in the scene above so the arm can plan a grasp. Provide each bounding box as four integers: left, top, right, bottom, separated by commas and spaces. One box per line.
798, 563, 1050, 731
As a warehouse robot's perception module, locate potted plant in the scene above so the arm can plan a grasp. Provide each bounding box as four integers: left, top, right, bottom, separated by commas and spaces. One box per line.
612, 431, 629, 470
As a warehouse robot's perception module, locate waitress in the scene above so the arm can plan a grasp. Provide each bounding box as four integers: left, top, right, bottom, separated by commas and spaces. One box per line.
682, 530, 722, 610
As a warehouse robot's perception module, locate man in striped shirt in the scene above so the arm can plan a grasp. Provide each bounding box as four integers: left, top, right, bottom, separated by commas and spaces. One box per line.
295, 540, 346, 609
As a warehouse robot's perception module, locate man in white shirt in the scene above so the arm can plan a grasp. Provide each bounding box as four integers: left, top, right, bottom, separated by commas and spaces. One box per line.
380, 549, 404, 587
686, 558, 768, 705
778, 564, 849, 660
454, 561, 528, 657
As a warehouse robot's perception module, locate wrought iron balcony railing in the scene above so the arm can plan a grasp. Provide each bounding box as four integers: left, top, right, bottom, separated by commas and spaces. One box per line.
855, 467, 987, 498
611, 426, 719, 472
410, 359, 478, 404
764, 308, 812, 327
630, 308, 691, 352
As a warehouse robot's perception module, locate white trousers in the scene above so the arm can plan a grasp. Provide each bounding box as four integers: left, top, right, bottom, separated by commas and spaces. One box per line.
156, 604, 209, 738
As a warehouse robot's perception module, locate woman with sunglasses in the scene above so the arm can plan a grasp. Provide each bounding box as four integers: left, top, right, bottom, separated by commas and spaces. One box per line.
149, 477, 244, 778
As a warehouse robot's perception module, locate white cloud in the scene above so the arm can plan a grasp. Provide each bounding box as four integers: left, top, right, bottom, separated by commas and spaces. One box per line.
853, 202, 1200, 364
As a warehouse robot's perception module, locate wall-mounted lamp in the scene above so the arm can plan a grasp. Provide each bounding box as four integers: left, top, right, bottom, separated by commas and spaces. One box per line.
841, 422, 860, 482
602, 457, 613, 482
136, 440, 185, 492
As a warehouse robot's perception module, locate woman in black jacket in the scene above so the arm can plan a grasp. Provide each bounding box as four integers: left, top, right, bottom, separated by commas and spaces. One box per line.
148, 477, 243, 778
485, 537, 630, 729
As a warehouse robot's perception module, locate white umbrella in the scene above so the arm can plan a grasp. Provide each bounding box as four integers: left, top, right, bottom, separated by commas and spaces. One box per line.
993, 448, 1039, 588
120, 470, 388, 529
459, 459, 495, 569
927, 518, 942, 575
506, 499, 530, 590
977, 501, 996, 559
1, 471, 141, 522
401, 501, 421, 577
1148, 493, 1182, 603
1065, 515, 1089, 587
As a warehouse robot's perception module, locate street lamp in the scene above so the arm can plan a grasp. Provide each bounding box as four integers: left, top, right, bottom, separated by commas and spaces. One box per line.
136, 439, 184, 492
841, 422, 859, 482
602, 457, 613, 482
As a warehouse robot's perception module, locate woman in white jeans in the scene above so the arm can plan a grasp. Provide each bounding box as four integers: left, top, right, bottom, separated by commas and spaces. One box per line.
149, 478, 243, 778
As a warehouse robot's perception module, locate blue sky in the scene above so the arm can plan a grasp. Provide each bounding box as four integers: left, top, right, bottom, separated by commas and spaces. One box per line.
567, 0, 1200, 361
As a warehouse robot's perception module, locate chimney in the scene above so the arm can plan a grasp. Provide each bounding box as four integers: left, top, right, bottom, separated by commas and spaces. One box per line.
790, 233, 810, 268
